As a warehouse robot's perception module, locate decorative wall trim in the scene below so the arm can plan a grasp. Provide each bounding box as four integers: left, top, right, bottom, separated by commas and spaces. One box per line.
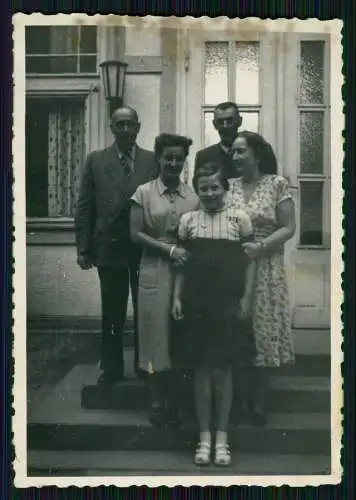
27, 218, 75, 245
27, 315, 134, 331
160, 28, 177, 134
27, 218, 74, 230
26, 76, 101, 96
124, 55, 163, 74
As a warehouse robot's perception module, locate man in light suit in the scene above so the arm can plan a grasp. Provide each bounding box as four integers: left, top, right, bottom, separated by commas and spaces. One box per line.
194, 101, 243, 179
75, 106, 158, 385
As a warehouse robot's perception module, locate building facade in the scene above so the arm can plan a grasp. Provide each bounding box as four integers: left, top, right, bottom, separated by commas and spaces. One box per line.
25, 24, 331, 330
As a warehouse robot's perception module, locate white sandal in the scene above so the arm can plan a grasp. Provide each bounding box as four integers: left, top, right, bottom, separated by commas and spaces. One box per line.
194, 442, 211, 466
214, 444, 232, 466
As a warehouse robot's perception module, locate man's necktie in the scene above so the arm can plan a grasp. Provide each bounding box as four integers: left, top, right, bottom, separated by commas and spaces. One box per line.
120, 153, 132, 178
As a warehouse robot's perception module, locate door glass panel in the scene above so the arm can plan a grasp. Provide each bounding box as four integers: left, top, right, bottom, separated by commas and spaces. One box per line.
204, 42, 228, 105
204, 112, 220, 147
300, 111, 324, 174
300, 41, 325, 104
235, 42, 260, 105
300, 181, 323, 245
240, 112, 259, 133
204, 111, 259, 147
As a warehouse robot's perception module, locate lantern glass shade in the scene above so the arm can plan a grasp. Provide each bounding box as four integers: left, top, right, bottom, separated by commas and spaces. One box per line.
99, 60, 128, 101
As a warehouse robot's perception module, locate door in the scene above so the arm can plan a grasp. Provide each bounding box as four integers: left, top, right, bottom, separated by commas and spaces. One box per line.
283, 33, 331, 328
180, 29, 331, 328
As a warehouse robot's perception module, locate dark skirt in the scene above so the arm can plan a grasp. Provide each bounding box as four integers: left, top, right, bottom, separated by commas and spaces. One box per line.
170, 238, 256, 369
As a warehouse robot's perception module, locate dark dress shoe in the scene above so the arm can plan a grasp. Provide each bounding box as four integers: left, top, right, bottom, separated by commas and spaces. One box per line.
135, 369, 147, 381
97, 371, 124, 385
149, 406, 166, 429
165, 408, 183, 430
250, 411, 267, 427
232, 410, 251, 426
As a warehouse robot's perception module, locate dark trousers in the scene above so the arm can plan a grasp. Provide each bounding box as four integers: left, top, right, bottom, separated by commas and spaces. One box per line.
98, 263, 139, 377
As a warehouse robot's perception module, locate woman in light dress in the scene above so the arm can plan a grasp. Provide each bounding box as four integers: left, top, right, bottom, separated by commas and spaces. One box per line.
229, 131, 296, 426
130, 133, 198, 429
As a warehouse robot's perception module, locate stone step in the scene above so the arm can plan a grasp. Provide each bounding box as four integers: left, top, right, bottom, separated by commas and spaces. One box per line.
28, 363, 331, 456
28, 410, 330, 455
81, 375, 330, 413
79, 350, 331, 412
27, 450, 331, 476
86, 347, 331, 378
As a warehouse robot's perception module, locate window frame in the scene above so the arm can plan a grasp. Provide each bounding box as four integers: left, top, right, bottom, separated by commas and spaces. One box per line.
296, 34, 331, 249
25, 25, 99, 77
283, 32, 331, 250
200, 32, 277, 155
25, 77, 101, 235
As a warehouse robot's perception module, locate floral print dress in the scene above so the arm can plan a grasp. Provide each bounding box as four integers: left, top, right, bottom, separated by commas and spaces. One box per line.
228, 174, 295, 367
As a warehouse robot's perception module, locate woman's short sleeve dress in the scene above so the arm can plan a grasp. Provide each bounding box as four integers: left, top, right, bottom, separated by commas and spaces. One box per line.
131, 178, 198, 374
228, 174, 295, 367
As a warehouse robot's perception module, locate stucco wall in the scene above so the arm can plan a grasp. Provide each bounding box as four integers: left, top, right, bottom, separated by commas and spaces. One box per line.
26, 25, 163, 318
27, 246, 134, 318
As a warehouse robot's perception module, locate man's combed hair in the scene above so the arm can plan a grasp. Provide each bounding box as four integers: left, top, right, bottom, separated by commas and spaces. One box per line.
214, 101, 241, 115
154, 133, 193, 159
192, 161, 230, 192
110, 106, 139, 123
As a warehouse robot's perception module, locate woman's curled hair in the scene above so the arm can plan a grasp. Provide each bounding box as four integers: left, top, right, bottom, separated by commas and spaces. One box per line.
154, 133, 193, 160
192, 161, 230, 193
237, 131, 278, 175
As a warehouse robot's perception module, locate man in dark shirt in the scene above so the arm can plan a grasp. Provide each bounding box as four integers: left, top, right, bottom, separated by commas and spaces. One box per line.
75, 106, 158, 384
194, 101, 243, 179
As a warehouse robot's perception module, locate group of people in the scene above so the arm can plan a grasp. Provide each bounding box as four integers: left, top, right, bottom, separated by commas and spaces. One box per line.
75, 101, 296, 467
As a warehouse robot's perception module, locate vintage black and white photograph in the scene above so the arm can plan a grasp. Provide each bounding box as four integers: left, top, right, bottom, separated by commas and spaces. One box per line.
13, 14, 343, 487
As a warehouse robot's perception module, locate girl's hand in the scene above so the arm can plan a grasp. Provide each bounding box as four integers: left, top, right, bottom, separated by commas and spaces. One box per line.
172, 298, 184, 321
242, 241, 263, 260
239, 296, 252, 320
171, 246, 189, 266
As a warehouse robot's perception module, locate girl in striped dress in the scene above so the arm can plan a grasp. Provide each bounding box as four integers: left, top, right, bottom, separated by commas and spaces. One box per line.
172, 162, 256, 467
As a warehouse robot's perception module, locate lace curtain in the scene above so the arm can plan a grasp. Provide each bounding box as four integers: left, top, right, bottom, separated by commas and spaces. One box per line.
47, 99, 85, 217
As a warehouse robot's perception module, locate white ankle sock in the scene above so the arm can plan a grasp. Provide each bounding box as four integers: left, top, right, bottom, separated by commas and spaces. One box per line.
200, 431, 211, 446
216, 430, 228, 446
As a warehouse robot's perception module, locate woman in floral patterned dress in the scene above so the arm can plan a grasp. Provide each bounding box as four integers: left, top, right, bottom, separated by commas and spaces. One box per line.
229, 131, 296, 426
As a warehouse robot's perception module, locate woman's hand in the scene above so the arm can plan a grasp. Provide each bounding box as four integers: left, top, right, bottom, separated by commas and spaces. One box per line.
242, 241, 264, 260
172, 298, 184, 321
239, 295, 252, 320
170, 246, 189, 266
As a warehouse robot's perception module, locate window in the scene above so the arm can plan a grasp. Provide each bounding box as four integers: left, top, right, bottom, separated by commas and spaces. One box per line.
26, 97, 86, 218
26, 26, 98, 74
203, 40, 261, 146
298, 40, 330, 246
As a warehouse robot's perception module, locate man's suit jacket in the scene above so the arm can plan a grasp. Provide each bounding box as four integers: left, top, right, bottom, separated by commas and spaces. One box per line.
75, 143, 158, 267
194, 143, 236, 179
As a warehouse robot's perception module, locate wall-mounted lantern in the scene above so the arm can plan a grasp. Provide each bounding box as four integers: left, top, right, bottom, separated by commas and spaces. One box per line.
99, 60, 128, 115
